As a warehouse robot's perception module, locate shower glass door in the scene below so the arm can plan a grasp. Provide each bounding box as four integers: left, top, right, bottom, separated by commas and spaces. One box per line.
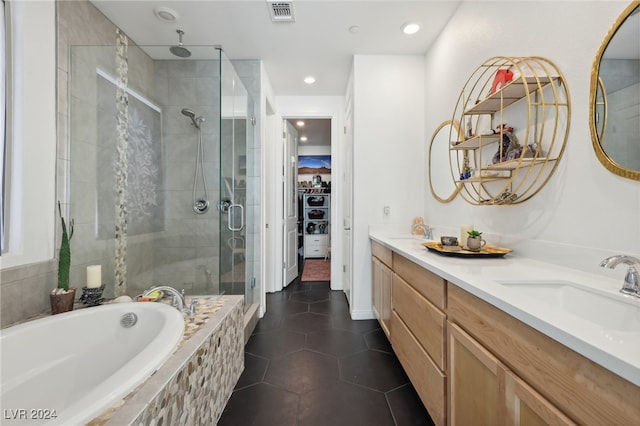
219, 51, 253, 304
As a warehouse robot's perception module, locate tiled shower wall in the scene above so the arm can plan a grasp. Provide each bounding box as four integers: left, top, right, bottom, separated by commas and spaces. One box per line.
1, 0, 263, 327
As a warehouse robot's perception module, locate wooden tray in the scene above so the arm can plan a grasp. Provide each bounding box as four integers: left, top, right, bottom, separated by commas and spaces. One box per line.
422, 241, 512, 258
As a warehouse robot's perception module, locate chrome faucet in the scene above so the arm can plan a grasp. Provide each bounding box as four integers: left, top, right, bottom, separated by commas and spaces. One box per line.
411, 223, 433, 240
142, 286, 186, 312
599, 255, 640, 297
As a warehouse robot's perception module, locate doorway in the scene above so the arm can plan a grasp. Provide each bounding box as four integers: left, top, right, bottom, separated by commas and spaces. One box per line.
283, 118, 332, 287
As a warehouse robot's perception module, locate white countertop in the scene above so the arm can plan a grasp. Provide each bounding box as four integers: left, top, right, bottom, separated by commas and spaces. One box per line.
369, 230, 640, 386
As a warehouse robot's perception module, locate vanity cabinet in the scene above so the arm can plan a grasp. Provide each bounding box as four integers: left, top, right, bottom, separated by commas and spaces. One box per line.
390, 252, 447, 426
371, 241, 392, 337
448, 283, 640, 425
448, 322, 574, 426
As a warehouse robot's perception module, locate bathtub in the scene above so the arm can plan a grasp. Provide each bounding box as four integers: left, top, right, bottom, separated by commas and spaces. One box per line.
0, 302, 184, 425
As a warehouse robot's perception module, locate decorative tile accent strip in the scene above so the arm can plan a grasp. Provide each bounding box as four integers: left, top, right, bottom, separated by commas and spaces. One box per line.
114, 28, 129, 297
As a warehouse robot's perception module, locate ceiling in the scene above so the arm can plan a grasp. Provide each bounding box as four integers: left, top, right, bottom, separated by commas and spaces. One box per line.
90, 0, 462, 97
286, 118, 331, 147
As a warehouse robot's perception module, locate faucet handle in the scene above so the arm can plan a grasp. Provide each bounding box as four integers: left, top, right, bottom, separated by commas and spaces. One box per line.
188, 300, 198, 320
621, 266, 640, 296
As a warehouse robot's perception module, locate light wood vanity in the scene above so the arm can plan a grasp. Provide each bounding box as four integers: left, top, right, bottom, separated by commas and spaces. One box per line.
370, 240, 640, 426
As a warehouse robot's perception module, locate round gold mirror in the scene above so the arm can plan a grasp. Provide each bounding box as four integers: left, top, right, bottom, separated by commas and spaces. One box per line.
589, 1, 640, 181
428, 120, 463, 203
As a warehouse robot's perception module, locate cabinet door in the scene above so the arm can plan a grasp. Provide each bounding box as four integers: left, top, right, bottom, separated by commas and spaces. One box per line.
380, 261, 392, 337
448, 322, 504, 426
504, 371, 576, 426
372, 257, 382, 321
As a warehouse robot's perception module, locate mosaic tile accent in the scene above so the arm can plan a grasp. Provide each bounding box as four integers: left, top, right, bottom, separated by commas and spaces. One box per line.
114, 28, 129, 297
93, 296, 244, 425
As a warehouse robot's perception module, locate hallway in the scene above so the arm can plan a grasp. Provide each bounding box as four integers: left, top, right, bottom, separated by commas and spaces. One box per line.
218, 277, 434, 425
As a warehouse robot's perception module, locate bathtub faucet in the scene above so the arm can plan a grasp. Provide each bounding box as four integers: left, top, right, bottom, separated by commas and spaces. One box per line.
142, 286, 186, 312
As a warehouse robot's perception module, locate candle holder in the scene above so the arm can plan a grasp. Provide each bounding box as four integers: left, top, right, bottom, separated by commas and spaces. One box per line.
80, 285, 105, 307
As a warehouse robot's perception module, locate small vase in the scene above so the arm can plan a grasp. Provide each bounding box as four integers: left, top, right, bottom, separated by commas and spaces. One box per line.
50, 288, 76, 315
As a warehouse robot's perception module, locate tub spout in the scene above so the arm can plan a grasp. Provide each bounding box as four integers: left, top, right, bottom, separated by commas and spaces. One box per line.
142, 286, 186, 312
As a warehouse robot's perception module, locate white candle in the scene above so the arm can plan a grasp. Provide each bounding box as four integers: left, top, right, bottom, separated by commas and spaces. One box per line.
460, 224, 474, 248
86, 265, 102, 288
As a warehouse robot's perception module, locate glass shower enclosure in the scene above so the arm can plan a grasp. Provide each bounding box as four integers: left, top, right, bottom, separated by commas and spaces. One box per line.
67, 42, 256, 308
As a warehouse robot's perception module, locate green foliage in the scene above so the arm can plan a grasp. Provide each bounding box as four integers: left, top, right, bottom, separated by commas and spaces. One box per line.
57, 202, 74, 291
467, 229, 482, 238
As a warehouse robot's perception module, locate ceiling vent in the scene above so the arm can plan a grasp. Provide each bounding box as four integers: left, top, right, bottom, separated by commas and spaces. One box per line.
268, 1, 295, 23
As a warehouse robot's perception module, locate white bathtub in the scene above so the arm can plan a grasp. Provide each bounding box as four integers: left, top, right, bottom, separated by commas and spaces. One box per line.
0, 302, 184, 425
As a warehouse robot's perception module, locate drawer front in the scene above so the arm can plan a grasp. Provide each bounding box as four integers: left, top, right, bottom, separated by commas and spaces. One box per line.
391, 311, 446, 426
305, 245, 326, 257
371, 240, 392, 268
393, 253, 446, 310
393, 274, 446, 370
306, 235, 328, 245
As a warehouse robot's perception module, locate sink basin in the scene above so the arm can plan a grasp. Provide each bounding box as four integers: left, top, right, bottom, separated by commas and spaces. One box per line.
498, 280, 640, 334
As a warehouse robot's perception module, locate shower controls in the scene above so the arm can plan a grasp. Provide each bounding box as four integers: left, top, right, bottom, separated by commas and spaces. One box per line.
218, 198, 232, 213
193, 199, 210, 214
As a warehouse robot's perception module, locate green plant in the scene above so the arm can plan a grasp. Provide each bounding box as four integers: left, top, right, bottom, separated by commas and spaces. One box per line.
467, 229, 482, 238
57, 201, 74, 291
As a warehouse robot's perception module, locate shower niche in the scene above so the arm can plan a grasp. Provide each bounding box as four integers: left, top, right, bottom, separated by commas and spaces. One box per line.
68, 43, 257, 305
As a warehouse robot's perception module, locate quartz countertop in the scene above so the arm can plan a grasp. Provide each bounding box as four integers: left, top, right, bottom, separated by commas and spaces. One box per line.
369, 229, 640, 386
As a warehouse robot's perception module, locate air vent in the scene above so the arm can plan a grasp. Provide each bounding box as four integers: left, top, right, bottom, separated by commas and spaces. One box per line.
268, 1, 295, 23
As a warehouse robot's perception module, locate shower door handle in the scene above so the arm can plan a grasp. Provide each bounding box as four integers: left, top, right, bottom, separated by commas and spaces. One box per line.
228, 204, 244, 231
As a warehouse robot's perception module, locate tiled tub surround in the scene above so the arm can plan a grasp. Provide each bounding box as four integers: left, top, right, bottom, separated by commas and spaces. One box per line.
91, 295, 244, 425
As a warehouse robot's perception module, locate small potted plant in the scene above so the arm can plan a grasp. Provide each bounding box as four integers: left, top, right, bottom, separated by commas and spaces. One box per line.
50, 202, 76, 314
466, 229, 486, 251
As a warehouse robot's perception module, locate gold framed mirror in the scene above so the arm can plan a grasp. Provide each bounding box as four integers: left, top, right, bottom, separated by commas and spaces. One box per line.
589, 1, 640, 181
428, 120, 463, 203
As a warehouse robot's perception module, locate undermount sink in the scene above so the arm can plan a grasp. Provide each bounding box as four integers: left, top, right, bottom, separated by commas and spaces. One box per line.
498, 280, 640, 334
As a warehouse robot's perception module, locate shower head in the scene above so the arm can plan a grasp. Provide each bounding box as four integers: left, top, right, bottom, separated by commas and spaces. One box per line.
182, 108, 204, 129
170, 30, 191, 58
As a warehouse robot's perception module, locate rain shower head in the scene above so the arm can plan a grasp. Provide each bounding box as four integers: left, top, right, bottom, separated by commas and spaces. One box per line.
170, 29, 191, 58
182, 108, 204, 129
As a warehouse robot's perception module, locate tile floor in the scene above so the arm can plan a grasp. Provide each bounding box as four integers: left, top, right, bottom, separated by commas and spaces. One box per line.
219, 276, 435, 426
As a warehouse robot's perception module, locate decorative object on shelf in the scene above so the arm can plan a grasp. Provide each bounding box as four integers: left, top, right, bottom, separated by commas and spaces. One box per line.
307, 196, 325, 206
490, 68, 514, 94
51, 201, 76, 315
589, 1, 640, 181
308, 209, 325, 219
446, 56, 570, 205
80, 285, 106, 307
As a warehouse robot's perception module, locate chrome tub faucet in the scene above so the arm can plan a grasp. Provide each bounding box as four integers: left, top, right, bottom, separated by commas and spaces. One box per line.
142, 286, 186, 312
599, 255, 640, 297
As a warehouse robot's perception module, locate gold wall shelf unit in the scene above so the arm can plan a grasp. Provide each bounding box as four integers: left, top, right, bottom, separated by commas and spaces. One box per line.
448, 56, 570, 205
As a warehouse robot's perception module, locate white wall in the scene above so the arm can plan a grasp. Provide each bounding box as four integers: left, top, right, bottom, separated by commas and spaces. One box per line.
271, 96, 344, 292
424, 1, 640, 277
2, 0, 56, 269
351, 55, 425, 319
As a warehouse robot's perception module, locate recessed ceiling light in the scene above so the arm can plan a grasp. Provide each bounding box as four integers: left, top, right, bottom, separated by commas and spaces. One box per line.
296, 121, 305, 127
304, 76, 316, 85
349, 25, 360, 34
300, 136, 308, 142
402, 22, 420, 35
154, 7, 179, 23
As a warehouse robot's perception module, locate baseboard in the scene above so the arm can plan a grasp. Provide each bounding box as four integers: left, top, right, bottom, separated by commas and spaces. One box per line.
349, 309, 376, 320
243, 303, 260, 345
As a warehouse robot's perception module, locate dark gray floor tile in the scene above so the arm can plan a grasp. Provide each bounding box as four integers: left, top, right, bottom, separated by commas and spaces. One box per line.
340, 350, 409, 392
282, 311, 332, 333
365, 327, 393, 353
290, 289, 331, 303
265, 349, 340, 394
245, 329, 306, 359
306, 328, 368, 357
332, 313, 381, 334
234, 353, 269, 390
252, 312, 282, 334
218, 383, 299, 426
279, 299, 310, 316
299, 381, 395, 426
387, 384, 435, 426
